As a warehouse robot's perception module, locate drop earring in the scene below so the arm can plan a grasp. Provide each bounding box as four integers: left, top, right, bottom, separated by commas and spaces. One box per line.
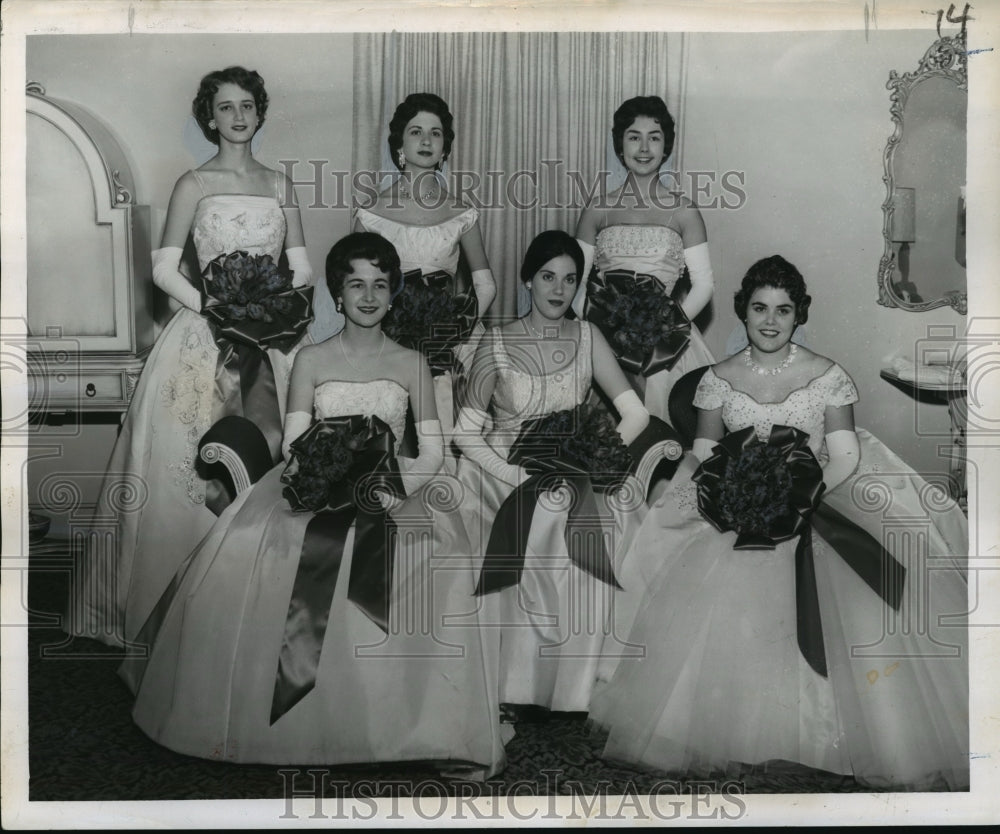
335, 301, 343, 312
397, 150, 406, 171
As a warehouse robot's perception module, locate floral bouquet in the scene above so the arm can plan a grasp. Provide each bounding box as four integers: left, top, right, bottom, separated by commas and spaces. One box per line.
281, 415, 400, 513
382, 269, 477, 375
509, 402, 634, 492
586, 269, 692, 376
201, 251, 313, 351
693, 424, 825, 549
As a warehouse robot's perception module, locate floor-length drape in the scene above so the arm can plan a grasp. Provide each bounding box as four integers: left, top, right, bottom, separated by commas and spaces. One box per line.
352, 32, 687, 321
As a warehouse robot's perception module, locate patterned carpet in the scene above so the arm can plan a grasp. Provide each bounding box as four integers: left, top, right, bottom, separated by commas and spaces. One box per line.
25, 551, 871, 802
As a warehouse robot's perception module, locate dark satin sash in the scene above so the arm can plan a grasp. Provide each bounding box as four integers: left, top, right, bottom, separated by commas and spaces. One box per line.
271, 415, 403, 724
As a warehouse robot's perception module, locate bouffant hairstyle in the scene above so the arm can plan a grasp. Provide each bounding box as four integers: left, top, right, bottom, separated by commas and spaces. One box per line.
387, 93, 455, 170
611, 96, 676, 163
325, 232, 403, 299
192, 66, 269, 144
520, 230, 585, 285
734, 255, 812, 325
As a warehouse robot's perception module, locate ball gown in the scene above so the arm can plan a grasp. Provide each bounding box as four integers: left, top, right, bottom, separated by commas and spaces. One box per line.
119, 378, 508, 776
457, 323, 649, 713
67, 172, 305, 648
355, 206, 483, 439
593, 224, 716, 421
588, 364, 969, 790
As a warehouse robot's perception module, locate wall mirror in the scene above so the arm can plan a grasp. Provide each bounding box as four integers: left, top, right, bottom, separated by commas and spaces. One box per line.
877, 29, 967, 314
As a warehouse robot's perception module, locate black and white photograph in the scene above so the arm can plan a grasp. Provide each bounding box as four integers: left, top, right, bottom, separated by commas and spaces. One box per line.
2, 0, 998, 827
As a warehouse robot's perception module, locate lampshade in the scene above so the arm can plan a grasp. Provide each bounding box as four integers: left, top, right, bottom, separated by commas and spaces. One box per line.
891, 187, 916, 243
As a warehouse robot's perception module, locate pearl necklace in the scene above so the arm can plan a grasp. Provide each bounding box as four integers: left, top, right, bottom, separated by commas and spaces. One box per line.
744, 343, 797, 376
340, 332, 386, 372
397, 176, 441, 203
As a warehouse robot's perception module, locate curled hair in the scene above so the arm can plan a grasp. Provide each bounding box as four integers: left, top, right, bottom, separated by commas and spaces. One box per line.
520, 230, 584, 285
325, 232, 403, 299
734, 255, 812, 325
192, 66, 269, 144
611, 96, 675, 162
387, 93, 455, 170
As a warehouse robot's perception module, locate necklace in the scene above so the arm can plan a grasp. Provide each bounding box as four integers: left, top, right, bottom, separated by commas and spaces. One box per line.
340, 332, 386, 373
397, 176, 441, 203
744, 343, 797, 376
524, 318, 562, 340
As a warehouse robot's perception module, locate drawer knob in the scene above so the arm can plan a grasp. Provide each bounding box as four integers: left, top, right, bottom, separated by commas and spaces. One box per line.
85, 383, 97, 397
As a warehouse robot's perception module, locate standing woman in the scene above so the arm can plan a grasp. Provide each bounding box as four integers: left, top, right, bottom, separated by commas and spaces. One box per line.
455, 230, 650, 716
120, 232, 507, 778
67, 66, 314, 647
575, 95, 716, 421
355, 93, 496, 456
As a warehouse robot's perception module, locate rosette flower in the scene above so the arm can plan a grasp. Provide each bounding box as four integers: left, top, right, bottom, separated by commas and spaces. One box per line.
201, 250, 313, 351
382, 269, 477, 376
694, 424, 825, 549
477, 403, 635, 595
586, 269, 692, 376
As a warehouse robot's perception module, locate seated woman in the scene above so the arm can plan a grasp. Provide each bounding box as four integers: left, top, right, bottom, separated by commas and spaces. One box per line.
119, 232, 507, 778
588, 255, 969, 791
454, 230, 651, 716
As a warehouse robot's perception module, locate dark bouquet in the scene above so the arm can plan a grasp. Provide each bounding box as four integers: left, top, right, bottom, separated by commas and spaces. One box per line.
201, 251, 313, 351
694, 424, 825, 549
587, 269, 691, 376
382, 269, 477, 375
510, 402, 634, 492
281, 415, 398, 513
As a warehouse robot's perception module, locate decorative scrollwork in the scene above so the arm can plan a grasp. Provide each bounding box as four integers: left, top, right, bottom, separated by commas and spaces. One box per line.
111, 169, 133, 205
26, 81, 46, 96
877, 29, 968, 314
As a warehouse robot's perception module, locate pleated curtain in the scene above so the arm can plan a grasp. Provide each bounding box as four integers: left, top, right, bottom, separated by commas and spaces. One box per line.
352, 31, 687, 320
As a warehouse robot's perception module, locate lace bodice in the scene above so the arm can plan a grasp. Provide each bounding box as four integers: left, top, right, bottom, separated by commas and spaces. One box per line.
693, 364, 859, 456
595, 225, 685, 294
355, 207, 479, 276
490, 324, 593, 436
191, 194, 286, 271
314, 379, 409, 453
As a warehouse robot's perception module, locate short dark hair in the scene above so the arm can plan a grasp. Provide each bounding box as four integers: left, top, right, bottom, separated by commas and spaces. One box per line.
520, 230, 585, 284
192, 66, 269, 144
734, 255, 812, 325
325, 232, 403, 298
611, 96, 675, 162
387, 93, 455, 170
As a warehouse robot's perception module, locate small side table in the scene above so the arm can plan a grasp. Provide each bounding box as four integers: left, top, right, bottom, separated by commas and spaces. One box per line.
880, 366, 967, 510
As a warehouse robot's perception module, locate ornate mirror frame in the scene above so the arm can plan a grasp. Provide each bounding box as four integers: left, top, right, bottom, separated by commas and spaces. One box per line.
877, 29, 968, 314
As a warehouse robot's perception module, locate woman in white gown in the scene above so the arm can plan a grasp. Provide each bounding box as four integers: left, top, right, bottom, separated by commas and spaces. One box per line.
67, 67, 314, 648
354, 93, 496, 456
575, 96, 716, 421
589, 256, 969, 790
454, 230, 651, 716
119, 232, 507, 776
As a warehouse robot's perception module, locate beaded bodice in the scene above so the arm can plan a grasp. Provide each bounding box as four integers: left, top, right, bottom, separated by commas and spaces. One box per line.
313, 379, 409, 454
595, 225, 685, 293
191, 194, 286, 271
354, 207, 479, 277
693, 364, 859, 456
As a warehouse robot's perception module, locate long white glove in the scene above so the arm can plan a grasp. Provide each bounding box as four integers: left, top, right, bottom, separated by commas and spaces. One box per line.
823, 429, 861, 493
282, 410, 313, 461
285, 246, 314, 288
152, 246, 201, 311
612, 389, 649, 445
454, 406, 529, 487
681, 242, 715, 320
399, 419, 445, 495
571, 239, 595, 319
471, 268, 496, 318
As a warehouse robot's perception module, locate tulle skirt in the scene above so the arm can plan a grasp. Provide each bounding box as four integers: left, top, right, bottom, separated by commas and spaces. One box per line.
640, 326, 715, 423
119, 464, 508, 775
457, 436, 648, 713
65, 309, 300, 647
589, 429, 969, 790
